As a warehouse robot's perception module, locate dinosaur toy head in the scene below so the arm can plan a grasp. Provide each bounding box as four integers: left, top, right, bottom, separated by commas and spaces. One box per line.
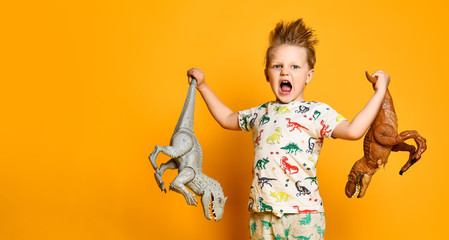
201, 182, 227, 221
345, 159, 373, 198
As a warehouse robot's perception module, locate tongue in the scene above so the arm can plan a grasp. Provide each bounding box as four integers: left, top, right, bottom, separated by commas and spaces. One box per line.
281, 84, 292, 92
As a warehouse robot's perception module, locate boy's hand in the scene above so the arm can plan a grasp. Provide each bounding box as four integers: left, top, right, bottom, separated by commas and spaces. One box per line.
371, 70, 390, 92
187, 68, 206, 91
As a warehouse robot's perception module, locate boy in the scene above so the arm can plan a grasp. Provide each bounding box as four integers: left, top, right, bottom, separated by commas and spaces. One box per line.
187, 19, 389, 240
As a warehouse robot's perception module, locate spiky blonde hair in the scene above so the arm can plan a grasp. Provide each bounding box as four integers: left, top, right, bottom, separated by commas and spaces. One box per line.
265, 18, 318, 69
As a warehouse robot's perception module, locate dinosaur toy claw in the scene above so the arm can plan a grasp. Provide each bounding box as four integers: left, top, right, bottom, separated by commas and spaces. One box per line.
154, 172, 167, 193
399, 157, 419, 176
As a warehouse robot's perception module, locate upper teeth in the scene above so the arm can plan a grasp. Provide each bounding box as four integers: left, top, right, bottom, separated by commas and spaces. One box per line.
351, 185, 360, 198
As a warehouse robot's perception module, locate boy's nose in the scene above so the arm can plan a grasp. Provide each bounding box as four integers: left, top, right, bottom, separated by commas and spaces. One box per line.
280, 68, 289, 75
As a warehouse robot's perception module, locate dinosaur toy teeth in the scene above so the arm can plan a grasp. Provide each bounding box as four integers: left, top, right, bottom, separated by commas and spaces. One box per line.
208, 193, 216, 220
350, 184, 360, 198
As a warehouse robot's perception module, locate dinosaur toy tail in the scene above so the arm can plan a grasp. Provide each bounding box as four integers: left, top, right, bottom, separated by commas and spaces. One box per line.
174, 78, 197, 133
365, 71, 392, 99
365, 70, 377, 84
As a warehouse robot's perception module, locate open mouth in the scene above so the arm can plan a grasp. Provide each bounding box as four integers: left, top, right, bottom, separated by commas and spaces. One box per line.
208, 193, 216, 220
280, 81, 292, 93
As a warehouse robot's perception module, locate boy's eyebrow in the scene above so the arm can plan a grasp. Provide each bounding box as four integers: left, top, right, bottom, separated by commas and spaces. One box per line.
270, 61, 304, 66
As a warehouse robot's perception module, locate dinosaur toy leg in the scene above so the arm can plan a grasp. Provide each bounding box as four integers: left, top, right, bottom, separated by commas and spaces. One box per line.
391, 142, 415, 175
149, 132, 194, 170
154, 159, 178, 193
395, 130, 427, 175
396, 130, 427, 161
149, 132, 194, 194
169, 167, 198, 206
373, 125, 427, 174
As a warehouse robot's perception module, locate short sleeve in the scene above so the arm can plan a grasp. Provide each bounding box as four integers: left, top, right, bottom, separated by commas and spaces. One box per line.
237, 103, 265, 132
313, 103, 347, 138
238, 109, 252, 132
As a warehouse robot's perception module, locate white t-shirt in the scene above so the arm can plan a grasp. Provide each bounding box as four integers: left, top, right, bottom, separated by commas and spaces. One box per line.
238, 101, 346, 217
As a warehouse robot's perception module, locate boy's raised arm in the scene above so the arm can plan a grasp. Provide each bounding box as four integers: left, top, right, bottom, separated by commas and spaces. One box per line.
187, 68, 241, 131
331, 70, 390, 140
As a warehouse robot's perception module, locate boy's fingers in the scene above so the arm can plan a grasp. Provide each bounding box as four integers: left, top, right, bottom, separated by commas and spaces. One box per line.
372, 70, 386, 78
188, 69, 197, 76
187, 69, 195, 83
187, 68, 204, 84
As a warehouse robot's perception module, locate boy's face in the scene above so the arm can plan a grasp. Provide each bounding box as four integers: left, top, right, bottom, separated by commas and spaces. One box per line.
265, 45, 315, 103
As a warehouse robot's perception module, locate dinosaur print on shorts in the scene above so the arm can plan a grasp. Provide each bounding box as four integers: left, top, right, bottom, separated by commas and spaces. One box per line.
239, 101, 346, 216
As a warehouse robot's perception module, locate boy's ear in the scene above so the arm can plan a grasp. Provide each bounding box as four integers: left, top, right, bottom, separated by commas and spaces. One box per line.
264, 68, 269, 82
306, 69, 315, 84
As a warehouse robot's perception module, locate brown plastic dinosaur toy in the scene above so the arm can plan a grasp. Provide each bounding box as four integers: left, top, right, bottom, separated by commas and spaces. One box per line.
345, 71, 427, 198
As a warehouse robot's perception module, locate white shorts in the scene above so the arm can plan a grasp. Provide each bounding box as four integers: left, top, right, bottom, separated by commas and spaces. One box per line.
249, 211, 326, 240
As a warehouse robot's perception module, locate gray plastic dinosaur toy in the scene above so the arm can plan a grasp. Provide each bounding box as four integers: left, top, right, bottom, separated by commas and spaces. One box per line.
149, 78, 227, 221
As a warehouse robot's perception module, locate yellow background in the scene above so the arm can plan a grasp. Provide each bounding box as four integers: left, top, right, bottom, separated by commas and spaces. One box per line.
1, 0, 448, 239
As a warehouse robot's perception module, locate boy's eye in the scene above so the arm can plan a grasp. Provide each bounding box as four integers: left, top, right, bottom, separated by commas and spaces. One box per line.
291, 65, 300, 69
273, 65, 282, 69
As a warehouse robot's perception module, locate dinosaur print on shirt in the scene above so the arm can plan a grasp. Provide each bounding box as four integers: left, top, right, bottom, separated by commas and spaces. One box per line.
281, 143, 302, 155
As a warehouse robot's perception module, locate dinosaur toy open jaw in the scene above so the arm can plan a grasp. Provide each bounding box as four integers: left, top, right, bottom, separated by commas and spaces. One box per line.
345, 171, 373, 198
202, 192, 214, 221
202, 191, 226, 221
